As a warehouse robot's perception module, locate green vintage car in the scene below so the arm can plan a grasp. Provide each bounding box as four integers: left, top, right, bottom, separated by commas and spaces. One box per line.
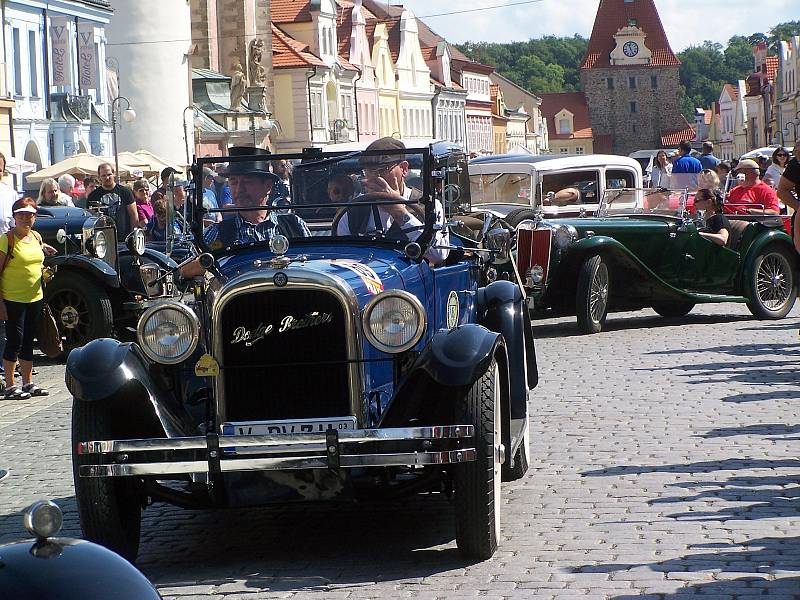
511, 187, 797, 333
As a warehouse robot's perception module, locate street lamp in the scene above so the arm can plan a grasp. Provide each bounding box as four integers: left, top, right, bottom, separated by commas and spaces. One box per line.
111, 95, 136, 178
183, 105, 204, 165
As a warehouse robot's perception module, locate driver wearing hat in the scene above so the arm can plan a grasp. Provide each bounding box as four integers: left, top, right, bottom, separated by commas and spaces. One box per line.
203, 147, 310, 249
181, 148, 310, 278
724, 158, 780, 215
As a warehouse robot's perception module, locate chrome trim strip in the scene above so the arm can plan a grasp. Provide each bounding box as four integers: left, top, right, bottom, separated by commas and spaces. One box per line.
210, 268, 364, 427
77, 425, 475, 454
79, 449, 477, 477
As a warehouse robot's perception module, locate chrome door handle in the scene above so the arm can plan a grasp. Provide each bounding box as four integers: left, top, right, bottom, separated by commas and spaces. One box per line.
684, 254, 695, 261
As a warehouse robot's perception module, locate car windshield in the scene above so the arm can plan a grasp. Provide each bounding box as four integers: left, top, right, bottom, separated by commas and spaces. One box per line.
182, 148, 439, 255
470, 172, 532, 206
597, 187, 689, 218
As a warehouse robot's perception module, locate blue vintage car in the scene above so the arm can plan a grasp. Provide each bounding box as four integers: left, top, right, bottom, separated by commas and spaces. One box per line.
66, 142, 538, 562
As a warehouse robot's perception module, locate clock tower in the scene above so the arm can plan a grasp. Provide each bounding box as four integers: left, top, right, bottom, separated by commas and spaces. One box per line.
579, 0, 692, 155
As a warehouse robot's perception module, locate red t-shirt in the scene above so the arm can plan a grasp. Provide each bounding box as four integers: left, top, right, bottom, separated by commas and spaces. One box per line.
724, 181, 780, 214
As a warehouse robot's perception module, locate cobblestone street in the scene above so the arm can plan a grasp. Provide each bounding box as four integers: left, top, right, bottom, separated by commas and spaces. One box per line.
1, 304, 798, 599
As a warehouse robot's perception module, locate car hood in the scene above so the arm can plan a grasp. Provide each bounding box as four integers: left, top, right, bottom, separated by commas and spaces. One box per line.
216, 245, 417, 305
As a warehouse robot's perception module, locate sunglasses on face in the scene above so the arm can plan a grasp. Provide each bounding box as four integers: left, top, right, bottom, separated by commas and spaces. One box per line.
363, 162, 400, 175
777, 153, 789, 158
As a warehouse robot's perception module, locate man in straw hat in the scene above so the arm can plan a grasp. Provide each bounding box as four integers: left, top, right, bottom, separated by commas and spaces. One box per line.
335, 137, 449, 264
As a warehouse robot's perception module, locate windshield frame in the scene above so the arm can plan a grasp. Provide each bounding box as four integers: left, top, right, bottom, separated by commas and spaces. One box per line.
597, 187, 690, 218
189, 147, 437, 256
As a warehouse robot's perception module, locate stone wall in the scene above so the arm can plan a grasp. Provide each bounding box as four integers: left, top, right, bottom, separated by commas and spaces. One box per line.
581, 66, 684, 154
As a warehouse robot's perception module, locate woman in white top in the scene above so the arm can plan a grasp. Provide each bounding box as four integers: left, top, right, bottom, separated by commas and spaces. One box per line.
650, 150, 672, 188
763, 147, 789, 188
0, 153, 17, 235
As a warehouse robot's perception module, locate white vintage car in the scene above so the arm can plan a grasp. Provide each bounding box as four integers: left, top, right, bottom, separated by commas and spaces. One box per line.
468, 154, 643, 226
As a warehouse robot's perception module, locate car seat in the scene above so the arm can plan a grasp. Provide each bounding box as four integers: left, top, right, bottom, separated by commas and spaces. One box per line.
726, 219, 750, 251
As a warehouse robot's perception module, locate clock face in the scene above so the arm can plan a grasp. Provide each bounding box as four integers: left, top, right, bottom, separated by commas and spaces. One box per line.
623, 41, 639, 57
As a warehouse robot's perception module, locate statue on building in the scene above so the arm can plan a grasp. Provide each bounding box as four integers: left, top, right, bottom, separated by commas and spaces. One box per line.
229, 61, 247, 111
248, 38, 267, 87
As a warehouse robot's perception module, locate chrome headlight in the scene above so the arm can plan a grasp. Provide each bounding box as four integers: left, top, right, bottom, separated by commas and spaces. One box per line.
362, 291, 426, 353
136, 302, 200, 364
553, 224, 578, 249
529, 265, 544, 284
93, 230, 108, 259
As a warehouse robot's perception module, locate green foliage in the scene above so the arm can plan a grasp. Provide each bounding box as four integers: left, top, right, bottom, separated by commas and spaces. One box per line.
457, 21, 800, 123
456, 36, 588, 93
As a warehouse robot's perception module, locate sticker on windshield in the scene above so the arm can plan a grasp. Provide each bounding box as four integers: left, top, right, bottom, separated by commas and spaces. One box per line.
333, 260, 384, 295
447, 291, 459, 328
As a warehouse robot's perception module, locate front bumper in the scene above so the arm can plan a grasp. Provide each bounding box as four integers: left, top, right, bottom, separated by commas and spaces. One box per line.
77, 425, 476, 477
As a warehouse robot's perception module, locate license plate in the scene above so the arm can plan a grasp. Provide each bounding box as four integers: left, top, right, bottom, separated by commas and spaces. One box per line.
163, 273, 175, 297
222, 416, 357, 436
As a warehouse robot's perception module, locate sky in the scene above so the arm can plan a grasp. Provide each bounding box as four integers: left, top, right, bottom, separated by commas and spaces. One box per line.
397, 0, 800, 51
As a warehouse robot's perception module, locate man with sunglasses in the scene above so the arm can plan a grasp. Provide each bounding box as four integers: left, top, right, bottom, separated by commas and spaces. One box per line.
335, 137, 449, 265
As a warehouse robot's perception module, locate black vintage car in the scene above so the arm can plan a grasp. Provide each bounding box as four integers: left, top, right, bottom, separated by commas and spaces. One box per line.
0, 496, 162, 599
35, 207, 180, 354
67, 142, 538, 562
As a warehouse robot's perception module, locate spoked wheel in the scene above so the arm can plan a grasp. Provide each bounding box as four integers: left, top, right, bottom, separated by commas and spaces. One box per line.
746, 246, 796, 319
576, 255, 610, 334
454, 361, 503, 560
45, 272, 113, 354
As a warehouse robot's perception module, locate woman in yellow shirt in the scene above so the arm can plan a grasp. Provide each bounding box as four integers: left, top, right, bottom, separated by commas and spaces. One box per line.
0, 198, 56, 399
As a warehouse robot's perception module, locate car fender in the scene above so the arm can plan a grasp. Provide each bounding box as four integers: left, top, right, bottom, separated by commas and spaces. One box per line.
66, 338, 194, 438
380, 325, 507, 428
46, 254, 120, 288
738, 228, 796, 291
477, 280, 538, 421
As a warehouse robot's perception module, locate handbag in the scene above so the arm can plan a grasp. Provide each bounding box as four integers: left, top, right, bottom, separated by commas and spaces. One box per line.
37, 303, 63, 358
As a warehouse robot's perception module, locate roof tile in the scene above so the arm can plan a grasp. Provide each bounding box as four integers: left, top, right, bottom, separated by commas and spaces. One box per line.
272, 0, 312, 23
272, 23, 325, 69
539, 92, 593, 140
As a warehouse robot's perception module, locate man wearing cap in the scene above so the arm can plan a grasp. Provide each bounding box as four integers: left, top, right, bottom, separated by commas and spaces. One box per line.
335, 137, 449, 265
725, 159, 780, 215
87, 162, 138, 239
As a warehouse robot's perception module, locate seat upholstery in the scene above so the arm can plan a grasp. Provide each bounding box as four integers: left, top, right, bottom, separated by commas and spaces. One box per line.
726, 219, 750, 250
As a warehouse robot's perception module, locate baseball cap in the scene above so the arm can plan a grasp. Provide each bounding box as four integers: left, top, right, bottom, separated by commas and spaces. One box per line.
13, 205, 36, 214
161, 167, 179, 180
360, 136, 406, 168
734, 159, 760, 171
203, 166, 218, 178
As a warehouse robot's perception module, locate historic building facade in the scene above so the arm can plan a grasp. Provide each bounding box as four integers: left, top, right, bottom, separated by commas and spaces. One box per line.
489, 72, 548, 154
580, 0, 691, 155
7, 0, 112, 182
777, 35, 800, 146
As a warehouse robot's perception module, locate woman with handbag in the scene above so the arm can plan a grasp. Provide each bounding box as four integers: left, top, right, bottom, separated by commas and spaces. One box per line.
0, 198, 56, 399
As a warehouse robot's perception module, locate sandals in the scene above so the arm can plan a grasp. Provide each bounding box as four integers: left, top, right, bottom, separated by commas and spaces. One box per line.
4, 386, 30, 400
22, 383, 48, 397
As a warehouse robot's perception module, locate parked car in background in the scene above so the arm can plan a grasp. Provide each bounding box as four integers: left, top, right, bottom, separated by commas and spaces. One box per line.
67, 143, 538, 563
468, 154, 643, 224
43, 212, 179, 355
515, 187, 796, 333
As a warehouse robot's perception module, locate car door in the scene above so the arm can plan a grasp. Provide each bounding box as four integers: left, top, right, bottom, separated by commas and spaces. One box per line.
677, 222, 739, 293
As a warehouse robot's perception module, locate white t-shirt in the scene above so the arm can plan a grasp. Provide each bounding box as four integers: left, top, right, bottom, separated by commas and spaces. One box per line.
0, 181, 17, 234
336, 187, 450, 264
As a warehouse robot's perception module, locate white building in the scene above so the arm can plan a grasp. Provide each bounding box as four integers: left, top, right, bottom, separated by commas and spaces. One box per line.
105, 0, 193, 166
6, 0, 113, 188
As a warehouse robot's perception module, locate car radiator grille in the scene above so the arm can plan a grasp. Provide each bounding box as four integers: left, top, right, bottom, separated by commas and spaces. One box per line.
517, 228, 552, 284
219, 288, 351, 422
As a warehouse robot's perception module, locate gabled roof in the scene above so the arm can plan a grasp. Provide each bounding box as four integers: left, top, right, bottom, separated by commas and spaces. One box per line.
581, 0, 679, 69
723, 83, 738, 101
272, 24, 325, 68
272, 0, 313, 23
539, 92, 593, 140
336, 0, 378, 60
